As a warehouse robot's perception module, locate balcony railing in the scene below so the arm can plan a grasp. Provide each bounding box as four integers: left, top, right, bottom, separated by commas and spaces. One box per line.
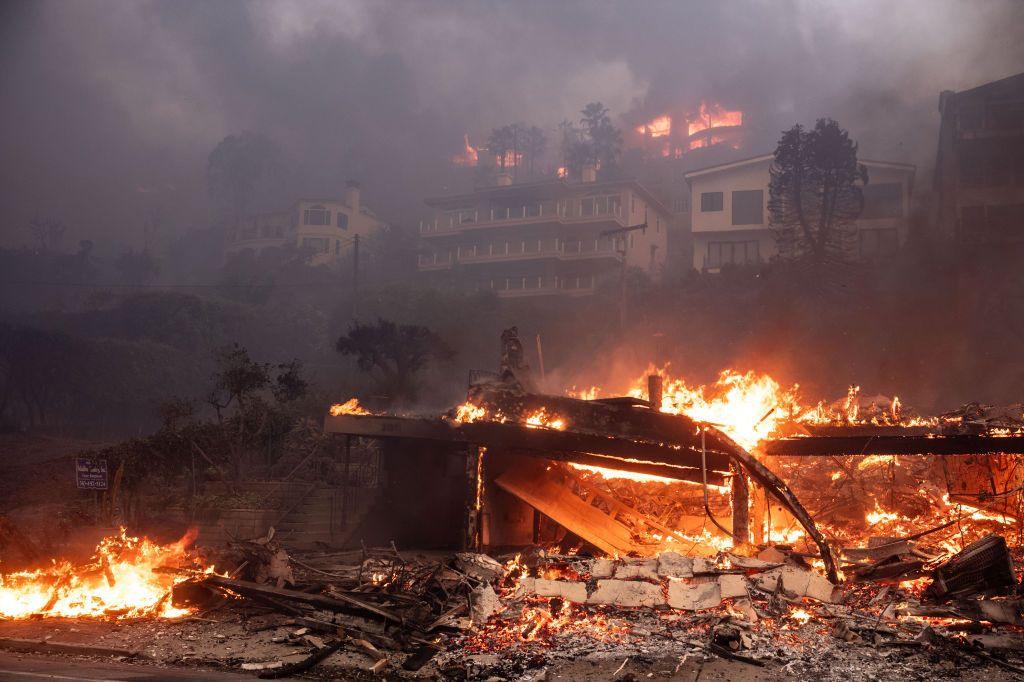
417, 240, 621, 269
419, 200, 624, 234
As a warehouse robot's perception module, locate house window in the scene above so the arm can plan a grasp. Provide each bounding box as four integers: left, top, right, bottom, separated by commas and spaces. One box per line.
303, 205, 330, 226
858, 228, 898, 259
731, 190, 763, 225
337, 212, 349, 229
706, 240, 759, 268
301, 237, 330, 253
672, 196, 689, 213
862, 183, 903, 219
701, 192, 724, 212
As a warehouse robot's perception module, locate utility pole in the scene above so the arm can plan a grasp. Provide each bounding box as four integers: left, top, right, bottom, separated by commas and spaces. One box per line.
601, 210, 647, 330
617, 237, 628, 329
352, 233, 360, 320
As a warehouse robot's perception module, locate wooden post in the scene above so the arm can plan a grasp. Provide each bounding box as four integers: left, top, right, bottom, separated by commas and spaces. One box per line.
730, 463, 750, 547
342, 436, 352, 523
464, 446, 485, 551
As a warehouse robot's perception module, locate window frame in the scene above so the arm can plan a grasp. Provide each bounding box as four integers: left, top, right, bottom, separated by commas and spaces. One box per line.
700, 191, 724, 212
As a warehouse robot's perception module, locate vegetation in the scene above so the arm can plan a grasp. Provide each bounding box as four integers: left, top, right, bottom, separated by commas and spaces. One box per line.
336, 319, 455, 406
768, 119, 867, 297
560, 102, 623, 180
206, 131, 286, 221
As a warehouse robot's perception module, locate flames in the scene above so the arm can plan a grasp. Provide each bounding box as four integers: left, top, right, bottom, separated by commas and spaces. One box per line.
633, 101, 744, 157
635, 114, 672, 138
496, 151, 523, 169
524, 408, 566, 431
329, 398, 371, 416
623, 367, 800, 451
687, 101, 743, 137
0, 529, 210, 620
452, 134, 479, 167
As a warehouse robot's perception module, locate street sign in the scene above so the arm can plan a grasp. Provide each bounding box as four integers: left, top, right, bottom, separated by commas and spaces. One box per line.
75, 458, 108, 490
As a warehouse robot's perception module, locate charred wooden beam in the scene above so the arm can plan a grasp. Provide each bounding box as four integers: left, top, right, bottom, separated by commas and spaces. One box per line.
764, 435, 1024, 457
323, 414, 733, 474
529, 449, 728, 487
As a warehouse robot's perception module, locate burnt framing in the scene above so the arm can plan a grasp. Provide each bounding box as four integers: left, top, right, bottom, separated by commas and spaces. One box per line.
324, 409, 840, 582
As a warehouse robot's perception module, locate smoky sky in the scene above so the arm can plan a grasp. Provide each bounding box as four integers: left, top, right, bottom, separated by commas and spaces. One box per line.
1, 0, 1022, 251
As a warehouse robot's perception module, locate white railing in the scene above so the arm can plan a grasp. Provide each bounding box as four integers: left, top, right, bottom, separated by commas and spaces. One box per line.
419, 199, 625, 234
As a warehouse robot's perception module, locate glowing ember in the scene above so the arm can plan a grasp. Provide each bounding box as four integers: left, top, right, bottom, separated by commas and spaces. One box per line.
524, 408, 566, 430
789, 607, 812, 624
866, 503, 900, 526
329, 398, 370, 416
0, 529, 209, 619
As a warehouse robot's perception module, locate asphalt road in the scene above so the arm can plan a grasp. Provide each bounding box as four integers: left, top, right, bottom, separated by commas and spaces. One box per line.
0, 653, 279, 682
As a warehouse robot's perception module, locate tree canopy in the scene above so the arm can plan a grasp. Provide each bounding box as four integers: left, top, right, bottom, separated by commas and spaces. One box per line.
768, 118, 867, 296
336, 319, 454, 406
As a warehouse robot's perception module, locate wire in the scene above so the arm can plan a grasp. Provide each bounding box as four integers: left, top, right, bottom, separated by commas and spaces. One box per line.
700, 424, 734, 539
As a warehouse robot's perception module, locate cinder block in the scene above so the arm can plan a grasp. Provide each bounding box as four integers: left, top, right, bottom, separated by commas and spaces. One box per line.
587, 579, 665, 607
667, 579, 722, 610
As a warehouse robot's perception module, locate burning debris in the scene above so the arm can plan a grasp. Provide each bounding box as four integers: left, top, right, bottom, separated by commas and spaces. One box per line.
5, 345, 1024, 678
0, 528, 210, 619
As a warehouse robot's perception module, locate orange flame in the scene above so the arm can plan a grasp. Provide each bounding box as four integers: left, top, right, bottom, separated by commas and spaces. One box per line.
452, 134, 479, 167
636, 115, 672, 138
0, 529, 211, 619
687, 101, 743, 137
329, 398, 371, 416
626, 367, 800, 451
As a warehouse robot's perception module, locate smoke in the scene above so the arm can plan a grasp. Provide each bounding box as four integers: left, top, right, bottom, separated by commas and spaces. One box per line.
1, 0, 1022, 248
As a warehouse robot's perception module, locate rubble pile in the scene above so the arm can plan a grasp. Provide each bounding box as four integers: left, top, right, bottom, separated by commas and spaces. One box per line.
132, 534, 1024, 679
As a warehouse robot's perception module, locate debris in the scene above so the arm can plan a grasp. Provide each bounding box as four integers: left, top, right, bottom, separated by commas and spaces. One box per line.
255, 639, 344, 679
657, 552, 694, 578
667, 579, 722, 610
534, 578, 588, 603
929, 534, 1016, 600
754, 566, 834, 602
470, 584, 503, 626
588, 579, 665, 607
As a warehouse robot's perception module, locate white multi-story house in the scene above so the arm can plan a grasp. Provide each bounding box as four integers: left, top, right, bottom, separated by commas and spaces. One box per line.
684, 155, 915, 272
417, 169, 671, 297
225, 181, 385, 266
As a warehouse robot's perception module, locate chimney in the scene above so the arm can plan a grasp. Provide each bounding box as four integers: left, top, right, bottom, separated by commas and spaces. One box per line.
581, 165, 597, 183
647, 374, 663, 411
496, 172, 513, 186
344, 180, 361, 213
